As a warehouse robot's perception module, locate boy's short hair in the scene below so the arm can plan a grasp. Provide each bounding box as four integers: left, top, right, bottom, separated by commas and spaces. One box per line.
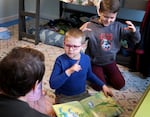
64, 28, 86, 44
0, 47, 45, 98
99, 0, 120, 13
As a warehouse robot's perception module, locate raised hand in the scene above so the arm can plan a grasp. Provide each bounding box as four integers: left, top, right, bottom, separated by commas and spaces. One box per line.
65, 60, 82, 76
80, 22, 92, 32
124, 20, 136, 32
70, 60, 82, 72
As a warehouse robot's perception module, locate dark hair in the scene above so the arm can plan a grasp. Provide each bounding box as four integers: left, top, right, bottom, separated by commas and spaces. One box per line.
0, 47, 45, 98
99, 0, 120, 13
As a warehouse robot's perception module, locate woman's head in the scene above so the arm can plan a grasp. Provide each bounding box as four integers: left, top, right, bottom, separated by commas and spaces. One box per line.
64, 28, 86, 59
0, 47, 45, 98
98, 0, 120, 26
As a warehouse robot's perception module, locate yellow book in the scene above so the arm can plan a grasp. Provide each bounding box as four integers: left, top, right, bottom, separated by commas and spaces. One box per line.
131, 85, 150, 117
53, 92, 123, 117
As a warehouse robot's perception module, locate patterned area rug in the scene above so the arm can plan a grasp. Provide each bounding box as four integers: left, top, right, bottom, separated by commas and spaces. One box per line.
1, 25, 150, 117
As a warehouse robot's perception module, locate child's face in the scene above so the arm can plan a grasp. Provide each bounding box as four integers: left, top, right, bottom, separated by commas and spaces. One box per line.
64, 37, 83, 59
99, 11, 117, 26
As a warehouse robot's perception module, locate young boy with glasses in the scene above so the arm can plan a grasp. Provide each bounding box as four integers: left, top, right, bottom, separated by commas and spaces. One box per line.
49, 28, 112, 104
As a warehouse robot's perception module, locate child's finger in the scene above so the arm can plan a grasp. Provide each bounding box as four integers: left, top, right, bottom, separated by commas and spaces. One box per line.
76, 60, 80, 64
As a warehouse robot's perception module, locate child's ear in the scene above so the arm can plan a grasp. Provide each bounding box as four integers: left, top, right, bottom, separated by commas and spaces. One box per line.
97, 8, 101, 16
98, 10, 103, 17
96, 0, 102, 16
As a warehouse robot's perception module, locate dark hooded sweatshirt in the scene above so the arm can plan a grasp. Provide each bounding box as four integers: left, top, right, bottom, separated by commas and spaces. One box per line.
83, 18, 141, 65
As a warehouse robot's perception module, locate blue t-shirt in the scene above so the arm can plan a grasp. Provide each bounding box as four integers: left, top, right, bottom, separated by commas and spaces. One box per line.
49, 53, 104, 96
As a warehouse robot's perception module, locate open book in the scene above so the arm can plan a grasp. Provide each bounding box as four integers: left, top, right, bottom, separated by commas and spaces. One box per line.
52, 92, 123, 117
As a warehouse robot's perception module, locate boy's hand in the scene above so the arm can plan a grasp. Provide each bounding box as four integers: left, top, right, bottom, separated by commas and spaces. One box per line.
70, 61, 82, 72
124, 21, 136, 32
102, 85, 113, 97
80, 22, 92, 31
65, 60, 82, 76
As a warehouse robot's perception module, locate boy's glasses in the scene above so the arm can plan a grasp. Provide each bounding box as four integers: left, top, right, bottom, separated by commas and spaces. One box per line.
64, 44, 81, 49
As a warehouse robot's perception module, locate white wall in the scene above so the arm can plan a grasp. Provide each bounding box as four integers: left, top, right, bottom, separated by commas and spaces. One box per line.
40, 0, 59, 19
24, 0, 59, 19
0, 0, 148, 24
0, 0, 18, 23
0, 0, 60, 24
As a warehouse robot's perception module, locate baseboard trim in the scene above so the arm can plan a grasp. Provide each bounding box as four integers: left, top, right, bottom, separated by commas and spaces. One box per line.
0, 15, 18, 24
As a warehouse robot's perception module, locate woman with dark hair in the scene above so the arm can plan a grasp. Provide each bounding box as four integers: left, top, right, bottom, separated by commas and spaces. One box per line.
0, 47, 54, 117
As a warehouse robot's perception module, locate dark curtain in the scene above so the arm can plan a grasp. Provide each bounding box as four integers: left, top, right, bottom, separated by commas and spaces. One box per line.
139, 0, 150, 77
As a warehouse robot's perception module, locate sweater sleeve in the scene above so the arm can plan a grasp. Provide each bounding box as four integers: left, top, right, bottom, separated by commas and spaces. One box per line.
49, 57, 69, 89
130, 31, 141, 44
120, 22, 141, 44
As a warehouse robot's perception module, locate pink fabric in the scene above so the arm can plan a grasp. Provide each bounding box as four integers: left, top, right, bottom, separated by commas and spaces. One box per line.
26, 82, 42, 101
25, 82, 56, 116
